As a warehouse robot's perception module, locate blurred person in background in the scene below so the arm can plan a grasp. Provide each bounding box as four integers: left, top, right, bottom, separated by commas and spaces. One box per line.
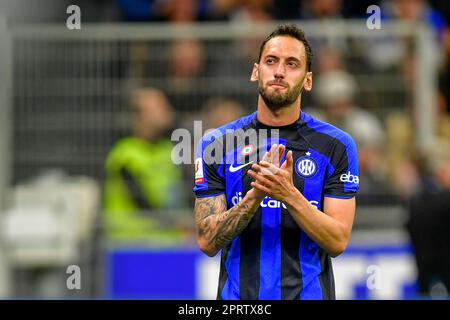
315, 46, 345, 74
164, 39, 210, 111
225, 0, 274, 22
201, 97, 245, 132
386, 90, 450, 200
407, 139, 450, 298
116, 0, 211, 22
436, 89, 450, 140
167, 39, 206, 94
183, 97, 246, 207
103, 88, 188, 244
382, 0, 447, 43
391, 156, 423, 199
299, 0, 351, 63
314, 70, 387, 194
430, 0, 450, 116
367, 0, 446, 71
207, 0, 274, 93
271, 0, 381, 20
203, 0, 275, 21
301, 0, 343, 20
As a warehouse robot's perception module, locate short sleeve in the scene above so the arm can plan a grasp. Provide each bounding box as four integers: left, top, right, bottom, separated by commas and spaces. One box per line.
324, 135, 359, 199
193, 134, 225, 198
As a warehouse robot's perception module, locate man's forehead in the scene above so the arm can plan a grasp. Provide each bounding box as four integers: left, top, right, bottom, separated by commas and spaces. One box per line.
262, 36, 306, 59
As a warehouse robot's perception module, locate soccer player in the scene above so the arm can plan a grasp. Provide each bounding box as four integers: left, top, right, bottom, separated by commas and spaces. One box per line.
193, 24, 359, 300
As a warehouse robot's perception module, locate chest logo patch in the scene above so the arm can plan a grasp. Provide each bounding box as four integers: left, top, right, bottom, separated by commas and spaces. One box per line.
295, 156, 318, 178
241, 144, 254, 156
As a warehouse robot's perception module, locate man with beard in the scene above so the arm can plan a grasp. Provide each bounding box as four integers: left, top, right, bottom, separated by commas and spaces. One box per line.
193, 24, 359, 300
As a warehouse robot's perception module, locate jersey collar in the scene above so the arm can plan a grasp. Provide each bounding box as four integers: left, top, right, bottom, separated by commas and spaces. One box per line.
252, 110, 307, 129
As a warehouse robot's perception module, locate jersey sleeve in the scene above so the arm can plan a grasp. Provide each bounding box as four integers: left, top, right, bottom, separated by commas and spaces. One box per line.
193, 133, 225, 198
324, 134, 359, 199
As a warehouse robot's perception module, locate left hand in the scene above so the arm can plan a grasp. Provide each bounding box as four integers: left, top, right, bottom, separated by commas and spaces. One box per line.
247, 150, 297, 202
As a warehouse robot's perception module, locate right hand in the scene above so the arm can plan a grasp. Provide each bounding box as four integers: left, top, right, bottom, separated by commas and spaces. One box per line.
246, 143, 285, 201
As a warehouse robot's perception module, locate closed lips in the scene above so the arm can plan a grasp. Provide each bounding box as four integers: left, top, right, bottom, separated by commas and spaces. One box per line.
268, 82, 288, 88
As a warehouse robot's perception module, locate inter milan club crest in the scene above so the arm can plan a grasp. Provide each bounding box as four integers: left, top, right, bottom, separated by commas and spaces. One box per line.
241, 144, 254, 156
295, 153, 318, 178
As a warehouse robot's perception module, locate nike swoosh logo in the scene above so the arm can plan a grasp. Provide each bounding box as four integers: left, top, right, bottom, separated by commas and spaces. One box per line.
229, 161, 254, 173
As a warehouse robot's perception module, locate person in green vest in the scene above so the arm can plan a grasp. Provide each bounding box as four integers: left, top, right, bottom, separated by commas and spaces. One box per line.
103, 88, 187, 245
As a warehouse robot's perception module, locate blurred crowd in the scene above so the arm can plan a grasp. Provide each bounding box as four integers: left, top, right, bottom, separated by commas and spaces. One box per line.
101, 0, 450, 297
110, 0, 450, 200
113, 0, 447, 27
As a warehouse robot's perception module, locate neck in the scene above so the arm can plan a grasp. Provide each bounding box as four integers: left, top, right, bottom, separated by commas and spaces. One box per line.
134, 128, 158, 142
256, 95, 302, 126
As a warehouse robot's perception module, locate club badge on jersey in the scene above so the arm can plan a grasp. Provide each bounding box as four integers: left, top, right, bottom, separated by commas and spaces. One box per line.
295, 154, 318, 178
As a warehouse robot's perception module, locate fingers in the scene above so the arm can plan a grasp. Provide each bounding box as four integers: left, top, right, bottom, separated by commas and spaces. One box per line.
268, 144, 278, 163
281, 150, 293, 170
270, 144, 285, 166
276, 144, 285, 166
250, 181, 271, 195
262, 144, 276, 162
270, 144, 278, 164
254, 162, 279, 176
247, 169, 274, 185
286, 150, 294, 172
263, 143, 285, 166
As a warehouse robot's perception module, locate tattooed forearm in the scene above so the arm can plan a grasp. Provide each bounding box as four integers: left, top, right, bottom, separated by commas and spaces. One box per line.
195, 194, 258, 254
211, 201, 252, 248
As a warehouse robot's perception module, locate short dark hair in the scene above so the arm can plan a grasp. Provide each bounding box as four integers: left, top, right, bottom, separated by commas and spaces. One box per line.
257, 24, 313, 72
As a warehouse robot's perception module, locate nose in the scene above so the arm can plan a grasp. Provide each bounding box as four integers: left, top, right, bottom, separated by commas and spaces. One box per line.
274, 63, 285, 79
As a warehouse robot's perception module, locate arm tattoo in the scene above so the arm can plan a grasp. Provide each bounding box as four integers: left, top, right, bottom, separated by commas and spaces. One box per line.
195, 194, 255, 250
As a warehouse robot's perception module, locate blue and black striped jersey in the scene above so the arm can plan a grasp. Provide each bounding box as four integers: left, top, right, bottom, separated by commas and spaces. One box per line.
193, 110, 359, 300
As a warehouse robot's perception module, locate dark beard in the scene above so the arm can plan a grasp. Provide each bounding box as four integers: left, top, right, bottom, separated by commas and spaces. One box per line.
259, 80, 304, 112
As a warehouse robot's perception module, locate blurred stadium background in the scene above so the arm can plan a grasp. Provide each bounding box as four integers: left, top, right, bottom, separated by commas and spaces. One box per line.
0, 0, 449, 300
